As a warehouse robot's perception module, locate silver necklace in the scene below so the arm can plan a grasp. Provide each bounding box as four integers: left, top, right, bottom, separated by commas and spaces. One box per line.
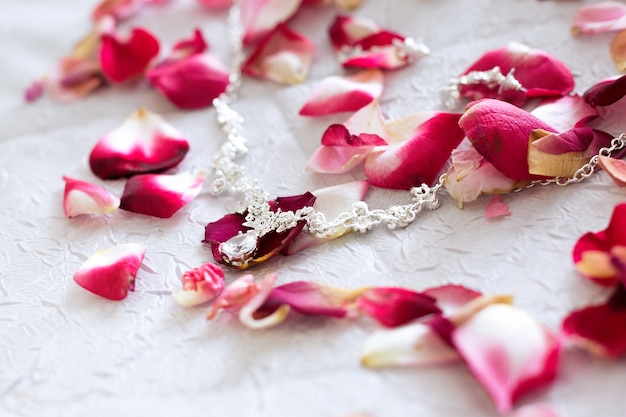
209, 1, 626, 268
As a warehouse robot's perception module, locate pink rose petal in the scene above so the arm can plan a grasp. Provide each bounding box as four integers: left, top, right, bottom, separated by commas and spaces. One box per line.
99, 26, 160, 83
238, 273, 291, 329
241, 0, 303, 44
73, 243, 145, 301
119, 171, 205, 218
511, 404, 563, 417
530, 95, 599, 132
572, 1, 626, 35
206, 274, 260, 320
242, 24, 315, 84
452, 304, 561, 414
62, 176, 120, 218
197, 0, 233, 9
422, 284, 483, 316
599, 155, 626, 186
173, 262, 225, 307
24, 79, 45, 103
329, 15, 380, 50
89, 108, 190, 179
459, 42, 574, 106
299, 69, 384, 116
357, 287, 441, 328
155, 29, 209, 68
47, 57, 106, 103
485, 195, 511, 219
460, 99, 557, 181
364, 112, 465, 189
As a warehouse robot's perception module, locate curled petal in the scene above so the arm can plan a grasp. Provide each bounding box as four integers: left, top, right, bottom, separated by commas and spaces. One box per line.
238, 274, 291, 329
62, 176, 120, 218
444, 148, 517, 208
329, 15, 381, 50
460, 99, 556, 181
584, 75, 626, 107
364, 112, 465, 189
157, 29, 209, 68
452, 304, 561, 414
285, 180, 369, 254
99, 27, 160, 83
460, 42, 574, 105
147, 53, 229, 109
357, 287, 441, 327
599, 155, 626, 186
241, 0, 303, 44
361, 321, 461, 368
47, 57, 106, 103
173, 263, 225, 307
299, 69, 384, 116
527, 127, 613, 177
485, 195, 511, 219
242, 24, 315, 85
261, 281, 367, 318
422, 284, 482, 315
73, 243, 145, 300
572, 2, 626, 35
530, 95, 599, 131
119, 171, 205, 218
89, 108, 190, 179
206, 274, 259, 319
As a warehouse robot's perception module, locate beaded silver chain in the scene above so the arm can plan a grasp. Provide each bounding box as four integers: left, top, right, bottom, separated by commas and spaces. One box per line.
209, 1, 626, 268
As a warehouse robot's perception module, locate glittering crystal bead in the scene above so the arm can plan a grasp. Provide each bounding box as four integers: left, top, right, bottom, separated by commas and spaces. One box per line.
218, 231, 259, 267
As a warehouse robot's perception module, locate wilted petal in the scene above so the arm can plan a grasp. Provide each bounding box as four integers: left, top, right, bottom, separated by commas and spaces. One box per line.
206, 274, 259, 319
238, 273, 291, 329
460, 42, 574, 106
242, 24, 315, 84
73, 243, 145, 300
460, 99, 557, 181
299, 69, 384, 116
452, 304, 561, 414
62, 176, 120, 218
364, 112, 465, 189
241, 0, 303, 44
527, 127, 613, 177
285, 180, 369, 254
444, 148, 518, 208
89, 108, 190, 179
599, 155, 626, 186
147, 52, 229, 109
357, 287, 441, 327
47, 57, 106, 103
119, 171, 205, 218
530, 95, 599, 131
572, 1, 626, 35
361, 321, 461, 368
99, 26, 160, 83
485, 195, 511, 219
173, 262, 225, 307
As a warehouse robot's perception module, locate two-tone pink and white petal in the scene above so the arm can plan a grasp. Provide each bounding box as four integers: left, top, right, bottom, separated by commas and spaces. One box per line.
73, 243, 146, 300
173, 262, 225, 307
206, 274, 260, 320
531, 95, 599, 132
89, 108, 190, 179
306, 100, 389, 174
241, 0, 303, 44
364, 112, 465, 189
572, 2, 626, 35
242, 24, 315, 84
329, 15, 381, 50
357, 287, 441, 328
119, 171, 205, 218
459, 42, 574, 106
238, 273, 291, 329
99, 26, 160, 83
285, 180, 369, 254
452, 304, 561, 414
299, 69, 384, 116
63, 176, 120, 218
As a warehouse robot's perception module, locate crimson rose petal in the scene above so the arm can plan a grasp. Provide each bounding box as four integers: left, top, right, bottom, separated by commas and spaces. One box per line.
99, 26, 160, 83
357, 287, 441, 328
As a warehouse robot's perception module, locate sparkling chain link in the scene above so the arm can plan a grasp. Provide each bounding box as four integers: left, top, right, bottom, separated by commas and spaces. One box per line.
209, 1, 445, 239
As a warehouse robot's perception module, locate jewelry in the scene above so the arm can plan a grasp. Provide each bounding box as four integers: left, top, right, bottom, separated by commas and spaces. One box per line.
210, 1, 626, 268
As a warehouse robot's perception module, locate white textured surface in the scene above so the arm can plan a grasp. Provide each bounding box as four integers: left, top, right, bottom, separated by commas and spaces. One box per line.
1, 1, 625, 416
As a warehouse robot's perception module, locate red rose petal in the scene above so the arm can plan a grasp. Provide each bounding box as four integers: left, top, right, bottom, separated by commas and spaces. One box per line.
99, 26, 160, 83
357, 287, 441, 328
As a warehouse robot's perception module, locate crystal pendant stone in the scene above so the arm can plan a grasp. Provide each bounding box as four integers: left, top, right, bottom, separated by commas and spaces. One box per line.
218, 231, 259, 267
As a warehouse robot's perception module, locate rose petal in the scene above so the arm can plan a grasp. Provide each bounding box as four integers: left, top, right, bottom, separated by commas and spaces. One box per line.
364, 112, 465, 189
329, 15, 381, 50
299, 69, 384, 116
460, 99, 557, 181
444, 148, 518, 208
422, 284, 483, 316
99, 26, 160, 83
572, 1, 626, 35
238, 273, 291, 329
62, 176, 120, 218
119, 171, 205, 218
485, 195, 511, 219
47, 57, 106, 103
530, 95, 599, 131
24, 79, 45, 103
241, 0, 303, 44
357, 287, 441, 328
511, 404, 563, 417
599, 155, 626, 186
206, 274, 259, 320
197, 0, 233, 9
147, 52, 229, 109
89, 108, 190, 179
73, 243, 146, 301
361, 321, 461, 368
155, 29, 209, 68
173, 262, 225, 307
452, 304, 561, 414
584, 75, 626, 107
285, 180, 369, 254
242, 24, 315, 84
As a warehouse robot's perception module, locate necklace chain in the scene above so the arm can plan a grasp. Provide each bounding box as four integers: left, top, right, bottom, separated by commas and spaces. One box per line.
209, 1, 626, 266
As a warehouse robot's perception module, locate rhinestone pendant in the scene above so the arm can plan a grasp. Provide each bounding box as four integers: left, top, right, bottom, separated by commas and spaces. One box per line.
218, 231, 259, 267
